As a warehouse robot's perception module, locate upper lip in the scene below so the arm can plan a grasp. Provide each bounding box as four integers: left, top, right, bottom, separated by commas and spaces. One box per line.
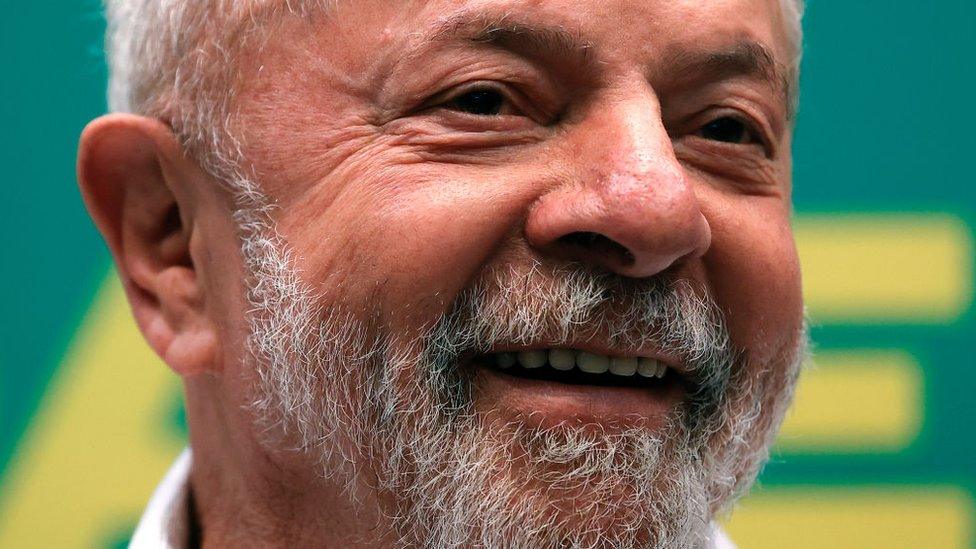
484, 340, 687, 376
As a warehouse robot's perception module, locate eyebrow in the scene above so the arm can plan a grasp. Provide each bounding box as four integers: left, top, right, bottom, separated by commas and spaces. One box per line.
425, 11, 597, 72
663, 41, 796, 117
416, 12, 795, 117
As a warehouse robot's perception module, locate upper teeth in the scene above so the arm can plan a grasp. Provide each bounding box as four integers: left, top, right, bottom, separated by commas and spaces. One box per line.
498, 349, 668, 378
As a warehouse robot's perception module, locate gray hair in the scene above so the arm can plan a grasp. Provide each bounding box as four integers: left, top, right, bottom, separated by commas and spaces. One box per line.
104, 0, 804, 176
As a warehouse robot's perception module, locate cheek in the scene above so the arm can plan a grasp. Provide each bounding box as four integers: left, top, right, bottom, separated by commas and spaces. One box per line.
194, 206, 253, 375
274, 162, 538, 335
704, 199, 803, 363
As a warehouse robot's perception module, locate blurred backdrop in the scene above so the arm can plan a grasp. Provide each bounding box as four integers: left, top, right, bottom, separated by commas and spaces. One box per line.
1, 1, 974, 547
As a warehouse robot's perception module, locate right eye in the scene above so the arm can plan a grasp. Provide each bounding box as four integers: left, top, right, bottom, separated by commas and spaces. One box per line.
445, 88, 509, 116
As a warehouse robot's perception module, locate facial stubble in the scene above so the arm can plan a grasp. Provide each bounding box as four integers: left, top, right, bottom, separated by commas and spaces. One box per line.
237, 203, 806, 548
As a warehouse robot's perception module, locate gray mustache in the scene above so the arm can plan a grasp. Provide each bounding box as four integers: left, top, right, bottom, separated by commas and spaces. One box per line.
420, 264, 736, 428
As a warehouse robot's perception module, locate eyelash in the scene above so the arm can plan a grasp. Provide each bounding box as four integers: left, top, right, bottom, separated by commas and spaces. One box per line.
429, 82, 522, 114
689, 110, 773, 156
446, 86, 513, 115
425, 79, 566, 127
422, 81, 775, 157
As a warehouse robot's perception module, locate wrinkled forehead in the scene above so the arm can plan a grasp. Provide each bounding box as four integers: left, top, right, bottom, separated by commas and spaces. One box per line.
403, 0, 796, 103
234, 0, 798, 99
231, 0, 796, 58
120, 0, 798, 163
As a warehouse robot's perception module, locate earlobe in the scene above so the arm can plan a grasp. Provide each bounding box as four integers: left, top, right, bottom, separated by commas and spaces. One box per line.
78, 114, 218, 376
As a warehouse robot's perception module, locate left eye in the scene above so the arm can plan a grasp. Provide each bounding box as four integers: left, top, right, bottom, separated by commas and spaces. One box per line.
697, 116, 760, 145
445, 88, 508, 116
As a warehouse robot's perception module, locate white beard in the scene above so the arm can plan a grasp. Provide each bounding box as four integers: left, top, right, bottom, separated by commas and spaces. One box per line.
234, 198, 807, 548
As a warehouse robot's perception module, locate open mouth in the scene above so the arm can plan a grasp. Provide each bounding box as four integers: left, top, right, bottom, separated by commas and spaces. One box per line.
469, 348, 687, 426
474, 349, 676, 389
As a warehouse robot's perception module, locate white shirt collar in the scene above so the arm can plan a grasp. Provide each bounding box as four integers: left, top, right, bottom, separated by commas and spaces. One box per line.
129, 448, 192, 548
130, 449, 736, 548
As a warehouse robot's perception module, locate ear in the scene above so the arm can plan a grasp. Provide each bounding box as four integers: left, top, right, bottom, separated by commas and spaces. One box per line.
78, 114, 218, 376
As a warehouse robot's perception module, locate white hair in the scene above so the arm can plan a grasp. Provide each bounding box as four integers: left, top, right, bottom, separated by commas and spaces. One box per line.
101, 2, 807, 542
103, 0, 804, 174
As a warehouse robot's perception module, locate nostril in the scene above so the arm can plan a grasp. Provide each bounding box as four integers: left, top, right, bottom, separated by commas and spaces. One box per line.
557, 231, 636, 267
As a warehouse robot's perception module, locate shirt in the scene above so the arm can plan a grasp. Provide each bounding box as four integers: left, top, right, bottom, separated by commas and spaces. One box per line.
130, 449, 737, 548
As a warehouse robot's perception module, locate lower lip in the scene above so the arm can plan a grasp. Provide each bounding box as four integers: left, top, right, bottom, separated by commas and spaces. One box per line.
471, 361, 686, 431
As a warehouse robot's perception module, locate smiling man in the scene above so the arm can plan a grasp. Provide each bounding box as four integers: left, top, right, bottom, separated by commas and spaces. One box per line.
78, 0, 807, 547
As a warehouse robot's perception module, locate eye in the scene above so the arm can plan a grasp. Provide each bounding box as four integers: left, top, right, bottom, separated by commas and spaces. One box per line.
697, 116, 761, 145
444, 87, 509, 116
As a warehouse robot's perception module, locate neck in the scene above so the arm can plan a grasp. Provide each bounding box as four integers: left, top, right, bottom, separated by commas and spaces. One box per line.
183, 378, 390, 548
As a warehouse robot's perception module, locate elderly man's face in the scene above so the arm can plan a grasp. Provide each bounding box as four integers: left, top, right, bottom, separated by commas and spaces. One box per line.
98, 0, 804, 545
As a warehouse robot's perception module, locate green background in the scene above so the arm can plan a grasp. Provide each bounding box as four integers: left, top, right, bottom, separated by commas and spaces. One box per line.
1, 1, 974, 546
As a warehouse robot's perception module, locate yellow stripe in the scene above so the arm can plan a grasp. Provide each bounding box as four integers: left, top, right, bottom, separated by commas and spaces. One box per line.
796, 213, 973, 323
0, 274, 184, 548
776, 350, 923, 452
725, 486, 975, 548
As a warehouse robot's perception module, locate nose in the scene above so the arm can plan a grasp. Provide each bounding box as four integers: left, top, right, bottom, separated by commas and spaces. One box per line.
525, 93, 711, 278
